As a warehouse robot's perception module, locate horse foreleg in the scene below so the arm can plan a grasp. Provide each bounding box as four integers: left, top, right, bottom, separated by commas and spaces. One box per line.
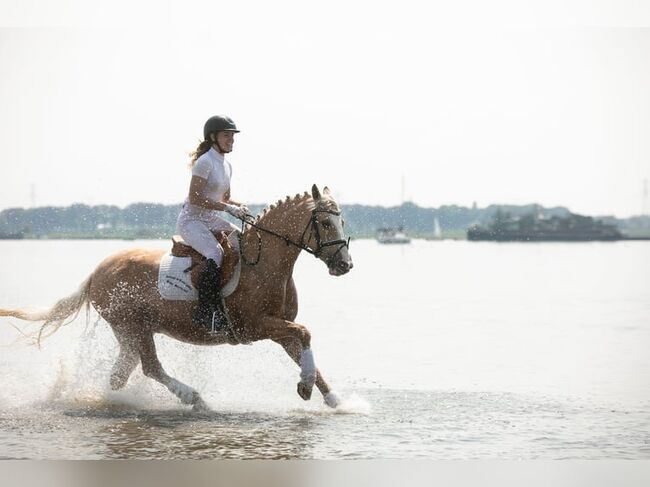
258, 316, 334, 405
278, 281, 342, 406
136, 331, 208, 411
274, 337, 341, 408
284, 277, 298, 322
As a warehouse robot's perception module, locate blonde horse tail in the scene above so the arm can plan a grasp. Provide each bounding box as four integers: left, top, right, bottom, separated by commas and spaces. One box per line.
0, 276, 93, 346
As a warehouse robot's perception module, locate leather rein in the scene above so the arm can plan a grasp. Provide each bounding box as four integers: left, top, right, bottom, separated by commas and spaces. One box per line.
237, 208, 350, 266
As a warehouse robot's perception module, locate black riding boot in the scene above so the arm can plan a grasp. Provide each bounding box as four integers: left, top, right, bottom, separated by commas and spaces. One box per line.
193, 258, 229, 332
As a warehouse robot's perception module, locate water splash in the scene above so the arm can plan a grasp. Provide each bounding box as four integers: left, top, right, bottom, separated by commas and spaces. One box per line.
334, 392, 372, 414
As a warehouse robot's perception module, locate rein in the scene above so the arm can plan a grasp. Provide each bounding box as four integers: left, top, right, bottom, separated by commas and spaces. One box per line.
237, 208, 350, 267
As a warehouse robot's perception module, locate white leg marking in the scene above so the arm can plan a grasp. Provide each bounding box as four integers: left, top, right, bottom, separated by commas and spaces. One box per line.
324, 391, 341, 408
299, 347, 316, 386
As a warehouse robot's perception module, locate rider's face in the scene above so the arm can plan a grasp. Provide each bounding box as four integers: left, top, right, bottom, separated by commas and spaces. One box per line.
214, 131, 235, 153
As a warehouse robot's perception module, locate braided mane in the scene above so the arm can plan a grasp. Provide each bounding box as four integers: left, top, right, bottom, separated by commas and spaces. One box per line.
255, 191, 313, 223
244, 186, 340, 238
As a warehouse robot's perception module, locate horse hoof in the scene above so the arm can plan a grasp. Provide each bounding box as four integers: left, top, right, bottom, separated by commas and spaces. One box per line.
192, 397, 210, 412
297, 381, 313, 401
324, 391, 341, 408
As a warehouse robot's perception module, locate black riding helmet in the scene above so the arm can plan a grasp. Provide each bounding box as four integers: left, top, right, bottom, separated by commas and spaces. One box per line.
203, 115, 240, 140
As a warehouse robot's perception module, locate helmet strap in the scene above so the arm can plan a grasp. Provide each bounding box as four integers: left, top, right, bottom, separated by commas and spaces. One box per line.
210, 132, 231, 154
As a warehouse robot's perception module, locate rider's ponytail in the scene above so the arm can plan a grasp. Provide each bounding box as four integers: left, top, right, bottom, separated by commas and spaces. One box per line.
189, 140, 213, 167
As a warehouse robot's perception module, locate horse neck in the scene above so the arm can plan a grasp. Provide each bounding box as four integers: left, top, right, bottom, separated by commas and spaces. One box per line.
242, 197, 314, 278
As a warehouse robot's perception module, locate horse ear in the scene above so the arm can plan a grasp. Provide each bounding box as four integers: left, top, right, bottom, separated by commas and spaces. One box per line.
311, 184, 321, 200
323, 186, 331, 195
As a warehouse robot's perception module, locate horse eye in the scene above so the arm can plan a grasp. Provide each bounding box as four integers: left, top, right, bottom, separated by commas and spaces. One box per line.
321, 220, 331, 229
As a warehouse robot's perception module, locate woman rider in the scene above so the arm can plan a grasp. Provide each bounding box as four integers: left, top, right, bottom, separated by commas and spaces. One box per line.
176, 115, 251, 330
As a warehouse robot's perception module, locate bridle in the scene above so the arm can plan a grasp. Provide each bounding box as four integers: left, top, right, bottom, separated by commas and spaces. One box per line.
300, 208, 351, 261
238, 208, 350, 267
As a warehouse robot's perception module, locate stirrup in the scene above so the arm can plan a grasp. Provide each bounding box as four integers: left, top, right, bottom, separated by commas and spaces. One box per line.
193, 304, 223, 331
208, 309, 229, 335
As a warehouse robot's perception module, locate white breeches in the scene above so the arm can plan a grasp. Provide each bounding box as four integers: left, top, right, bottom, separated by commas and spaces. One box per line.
176, 207, 238, 265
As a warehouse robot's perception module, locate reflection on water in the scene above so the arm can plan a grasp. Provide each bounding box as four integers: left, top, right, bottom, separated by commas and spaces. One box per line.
1, 388, 650, 459
94, 410, 316, 459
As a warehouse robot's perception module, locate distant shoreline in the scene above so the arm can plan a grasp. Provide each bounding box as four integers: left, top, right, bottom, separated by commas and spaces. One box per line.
1, 202, 649, 242
3, 234, 650, 243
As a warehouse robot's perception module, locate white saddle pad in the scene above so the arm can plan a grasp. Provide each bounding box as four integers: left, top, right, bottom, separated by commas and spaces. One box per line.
157, 234, 241, 301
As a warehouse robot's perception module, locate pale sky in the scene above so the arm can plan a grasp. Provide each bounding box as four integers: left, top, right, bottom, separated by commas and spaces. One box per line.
1, 1, 650, 217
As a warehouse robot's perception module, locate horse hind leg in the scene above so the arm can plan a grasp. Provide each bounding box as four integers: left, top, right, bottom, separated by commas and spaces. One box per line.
109, 342, 140, 390
136, 331, 209, 411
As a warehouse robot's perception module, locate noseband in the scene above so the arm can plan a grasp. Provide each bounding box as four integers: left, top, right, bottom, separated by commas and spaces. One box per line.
239, 208, 350, 266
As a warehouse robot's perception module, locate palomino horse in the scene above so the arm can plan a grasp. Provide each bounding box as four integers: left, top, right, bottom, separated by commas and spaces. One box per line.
0, 185, 353, 410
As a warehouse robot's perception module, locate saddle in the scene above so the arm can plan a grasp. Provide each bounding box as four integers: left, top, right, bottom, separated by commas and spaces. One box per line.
170, 231, 240, 290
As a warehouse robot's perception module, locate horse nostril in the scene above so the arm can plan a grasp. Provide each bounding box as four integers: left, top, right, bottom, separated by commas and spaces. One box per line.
337, 260, 353, 271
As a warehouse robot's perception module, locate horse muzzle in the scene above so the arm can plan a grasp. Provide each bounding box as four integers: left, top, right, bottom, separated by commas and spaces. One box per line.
328, 258, 353, 276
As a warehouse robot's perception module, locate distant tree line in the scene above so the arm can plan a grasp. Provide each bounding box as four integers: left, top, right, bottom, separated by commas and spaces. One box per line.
0, 203, 183, 239
0, 201, 648, 239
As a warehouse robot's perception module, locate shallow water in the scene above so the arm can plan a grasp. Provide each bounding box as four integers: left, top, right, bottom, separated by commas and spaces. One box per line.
0, 239, 649, 459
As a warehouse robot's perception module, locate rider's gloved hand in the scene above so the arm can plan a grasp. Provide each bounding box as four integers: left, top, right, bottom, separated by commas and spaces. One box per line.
224, 204, 249, 220
240, 205, 253, 219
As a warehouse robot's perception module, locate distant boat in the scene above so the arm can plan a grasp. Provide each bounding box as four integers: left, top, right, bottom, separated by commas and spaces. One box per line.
467, 210, 624, 242
432, 217, 442, 240
423, 216, 443, 241
376, 227, 411, 244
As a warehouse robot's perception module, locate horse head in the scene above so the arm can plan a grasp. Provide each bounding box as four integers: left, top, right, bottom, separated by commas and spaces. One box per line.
246, 185, 354, 276
307, 184, 354, 276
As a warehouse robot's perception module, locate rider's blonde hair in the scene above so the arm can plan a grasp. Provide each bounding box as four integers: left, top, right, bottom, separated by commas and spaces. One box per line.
188, 140, 213, 167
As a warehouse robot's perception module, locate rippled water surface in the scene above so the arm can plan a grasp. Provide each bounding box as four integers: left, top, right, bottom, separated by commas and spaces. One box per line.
1, 239, 649, 459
